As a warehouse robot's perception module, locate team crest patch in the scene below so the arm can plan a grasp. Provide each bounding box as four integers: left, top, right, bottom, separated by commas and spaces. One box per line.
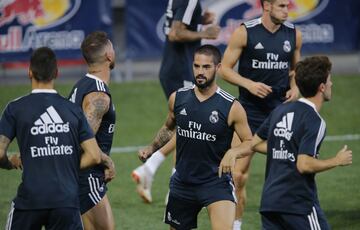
283, 40, 291, 53
209, 111, 219, 124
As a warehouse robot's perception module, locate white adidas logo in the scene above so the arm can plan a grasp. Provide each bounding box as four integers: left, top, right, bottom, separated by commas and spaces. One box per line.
254, 42, 264, 49
273, 112, 294, 141
30, 106, 70, 135
180, 108, 187, 116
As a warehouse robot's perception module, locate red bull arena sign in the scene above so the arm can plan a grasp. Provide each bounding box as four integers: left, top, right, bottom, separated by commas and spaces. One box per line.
126, 0, 360, 59
0, 0, 112, 62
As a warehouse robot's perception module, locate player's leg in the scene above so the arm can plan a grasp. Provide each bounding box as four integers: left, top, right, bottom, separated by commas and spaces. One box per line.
132, 135, 176, 203
207, 200, 236, 230
231, 134, 253, 230
81, 195, 114, 230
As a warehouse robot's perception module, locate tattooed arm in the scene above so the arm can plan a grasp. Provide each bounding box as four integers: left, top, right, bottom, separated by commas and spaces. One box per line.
0, 135, 14, 170
82, 92, 110, 133
138, 92, 176, 161
82, 92, 115, 178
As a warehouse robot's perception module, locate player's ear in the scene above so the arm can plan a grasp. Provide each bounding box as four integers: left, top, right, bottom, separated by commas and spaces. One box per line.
28, 69, 33, 80
216, 62, 222, 72
55, 68, 59, 79
263, 1, 271, 12
318, 82, 326, 93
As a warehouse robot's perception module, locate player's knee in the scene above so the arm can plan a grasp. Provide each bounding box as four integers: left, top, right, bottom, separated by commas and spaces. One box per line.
232, 172, 249, 188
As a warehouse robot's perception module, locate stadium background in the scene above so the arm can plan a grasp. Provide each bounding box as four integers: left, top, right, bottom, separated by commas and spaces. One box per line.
0, 0, 359, 229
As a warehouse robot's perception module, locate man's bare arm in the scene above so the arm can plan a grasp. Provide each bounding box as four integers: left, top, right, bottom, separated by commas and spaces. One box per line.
0, 135, 13, 169
138, 92, 177, 161
82, 92, 110, 133
218, 101, 253, 177
168, 21, 220, 42
285, 28, 303, 102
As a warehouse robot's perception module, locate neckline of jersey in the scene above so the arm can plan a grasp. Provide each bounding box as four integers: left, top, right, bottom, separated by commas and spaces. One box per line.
31, 89, 57, 94
86, 73, 104, 83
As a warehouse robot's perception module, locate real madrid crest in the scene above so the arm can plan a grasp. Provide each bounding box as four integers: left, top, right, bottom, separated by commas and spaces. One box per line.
283, 40, 291, 53
209, 111, 219, 124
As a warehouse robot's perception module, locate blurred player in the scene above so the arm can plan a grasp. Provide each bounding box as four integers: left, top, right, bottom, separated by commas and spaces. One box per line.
0, 47, 103, 230
68, 31, 116, 230
132, 0, 221, 204
142, 45, 253, 229
220, 0, 302, 228
251, 56, 352, 229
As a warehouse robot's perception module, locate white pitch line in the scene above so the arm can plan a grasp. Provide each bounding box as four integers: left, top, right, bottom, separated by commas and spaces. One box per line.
110, 134, 360, 154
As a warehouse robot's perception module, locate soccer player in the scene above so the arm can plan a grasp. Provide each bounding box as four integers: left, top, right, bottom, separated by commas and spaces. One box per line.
142, 44, 253, 230
250, 55, 352, 229
132, 0, 221, 203
68, 31, 116, 230
0, 47, 103, 229
219, 0, 302, 228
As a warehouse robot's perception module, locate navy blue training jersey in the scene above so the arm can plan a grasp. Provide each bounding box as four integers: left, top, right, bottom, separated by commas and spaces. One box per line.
173, 86, 235, 184
256, 98, 326, 214
160, 0, 202, 81
238, 18, 296, 114
68, 74, 116, 173
0, 90, 94, 210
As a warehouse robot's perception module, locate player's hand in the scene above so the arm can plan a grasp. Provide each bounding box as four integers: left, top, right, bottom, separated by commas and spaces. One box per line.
203, 25, 221, 39
248, 81, 272, 98
9, 153, 22, 170
284, 87, 299, 103
101, 154, 116, 182
138, 146, 153, 162
218, 149, 238, 178
202, 10, 216, 25
335, 145, 352, 166
104, 166, 116, 182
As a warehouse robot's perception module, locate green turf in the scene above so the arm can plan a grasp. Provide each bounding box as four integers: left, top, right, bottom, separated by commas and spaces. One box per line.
0, 75, 359, 229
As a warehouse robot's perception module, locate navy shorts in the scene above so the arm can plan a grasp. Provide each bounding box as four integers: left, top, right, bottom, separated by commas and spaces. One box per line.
79, 173, 107, 214
261, 205, 330, 230
6, 203, 82, 230
164, 177, 236, 229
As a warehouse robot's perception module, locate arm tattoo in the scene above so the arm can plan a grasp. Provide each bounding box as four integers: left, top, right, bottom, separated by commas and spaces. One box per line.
0, 135, 12, 169
152, 126, 174, 151
83, 93, 110, 133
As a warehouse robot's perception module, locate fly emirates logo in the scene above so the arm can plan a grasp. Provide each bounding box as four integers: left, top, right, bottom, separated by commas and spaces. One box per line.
252, 53, 288, 70
177, 121, 216, 142
30, 106, 73, 158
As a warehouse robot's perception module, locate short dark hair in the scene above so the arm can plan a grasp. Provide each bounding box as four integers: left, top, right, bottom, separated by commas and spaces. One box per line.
81, 31, 110, 65
194, 44, 222, 65
30, 47, 57, 82
260, 0, 275, 8
295, 56, 332, 98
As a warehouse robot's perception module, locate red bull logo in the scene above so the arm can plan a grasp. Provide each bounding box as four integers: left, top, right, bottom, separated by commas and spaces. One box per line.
0, 0, 83, 52
0, 0, 81, 28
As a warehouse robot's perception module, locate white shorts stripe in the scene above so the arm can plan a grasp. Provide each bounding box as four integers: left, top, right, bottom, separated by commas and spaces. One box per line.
228, 180, 237, 203
95, 177, 100, 190
87, 174, 101, 203
5, 202, 15, 230
90, 176, 102, 201
312, 206, 322, 230
88, 192, 98, 205
308, 214, 315, 230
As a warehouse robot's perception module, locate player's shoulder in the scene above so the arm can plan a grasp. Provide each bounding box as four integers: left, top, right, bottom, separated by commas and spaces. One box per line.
216, 87, 236, 103
243, 17, 262, 28
283, 20, 295, 29
79, 74, 109, 93
177, 84, 195, 93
